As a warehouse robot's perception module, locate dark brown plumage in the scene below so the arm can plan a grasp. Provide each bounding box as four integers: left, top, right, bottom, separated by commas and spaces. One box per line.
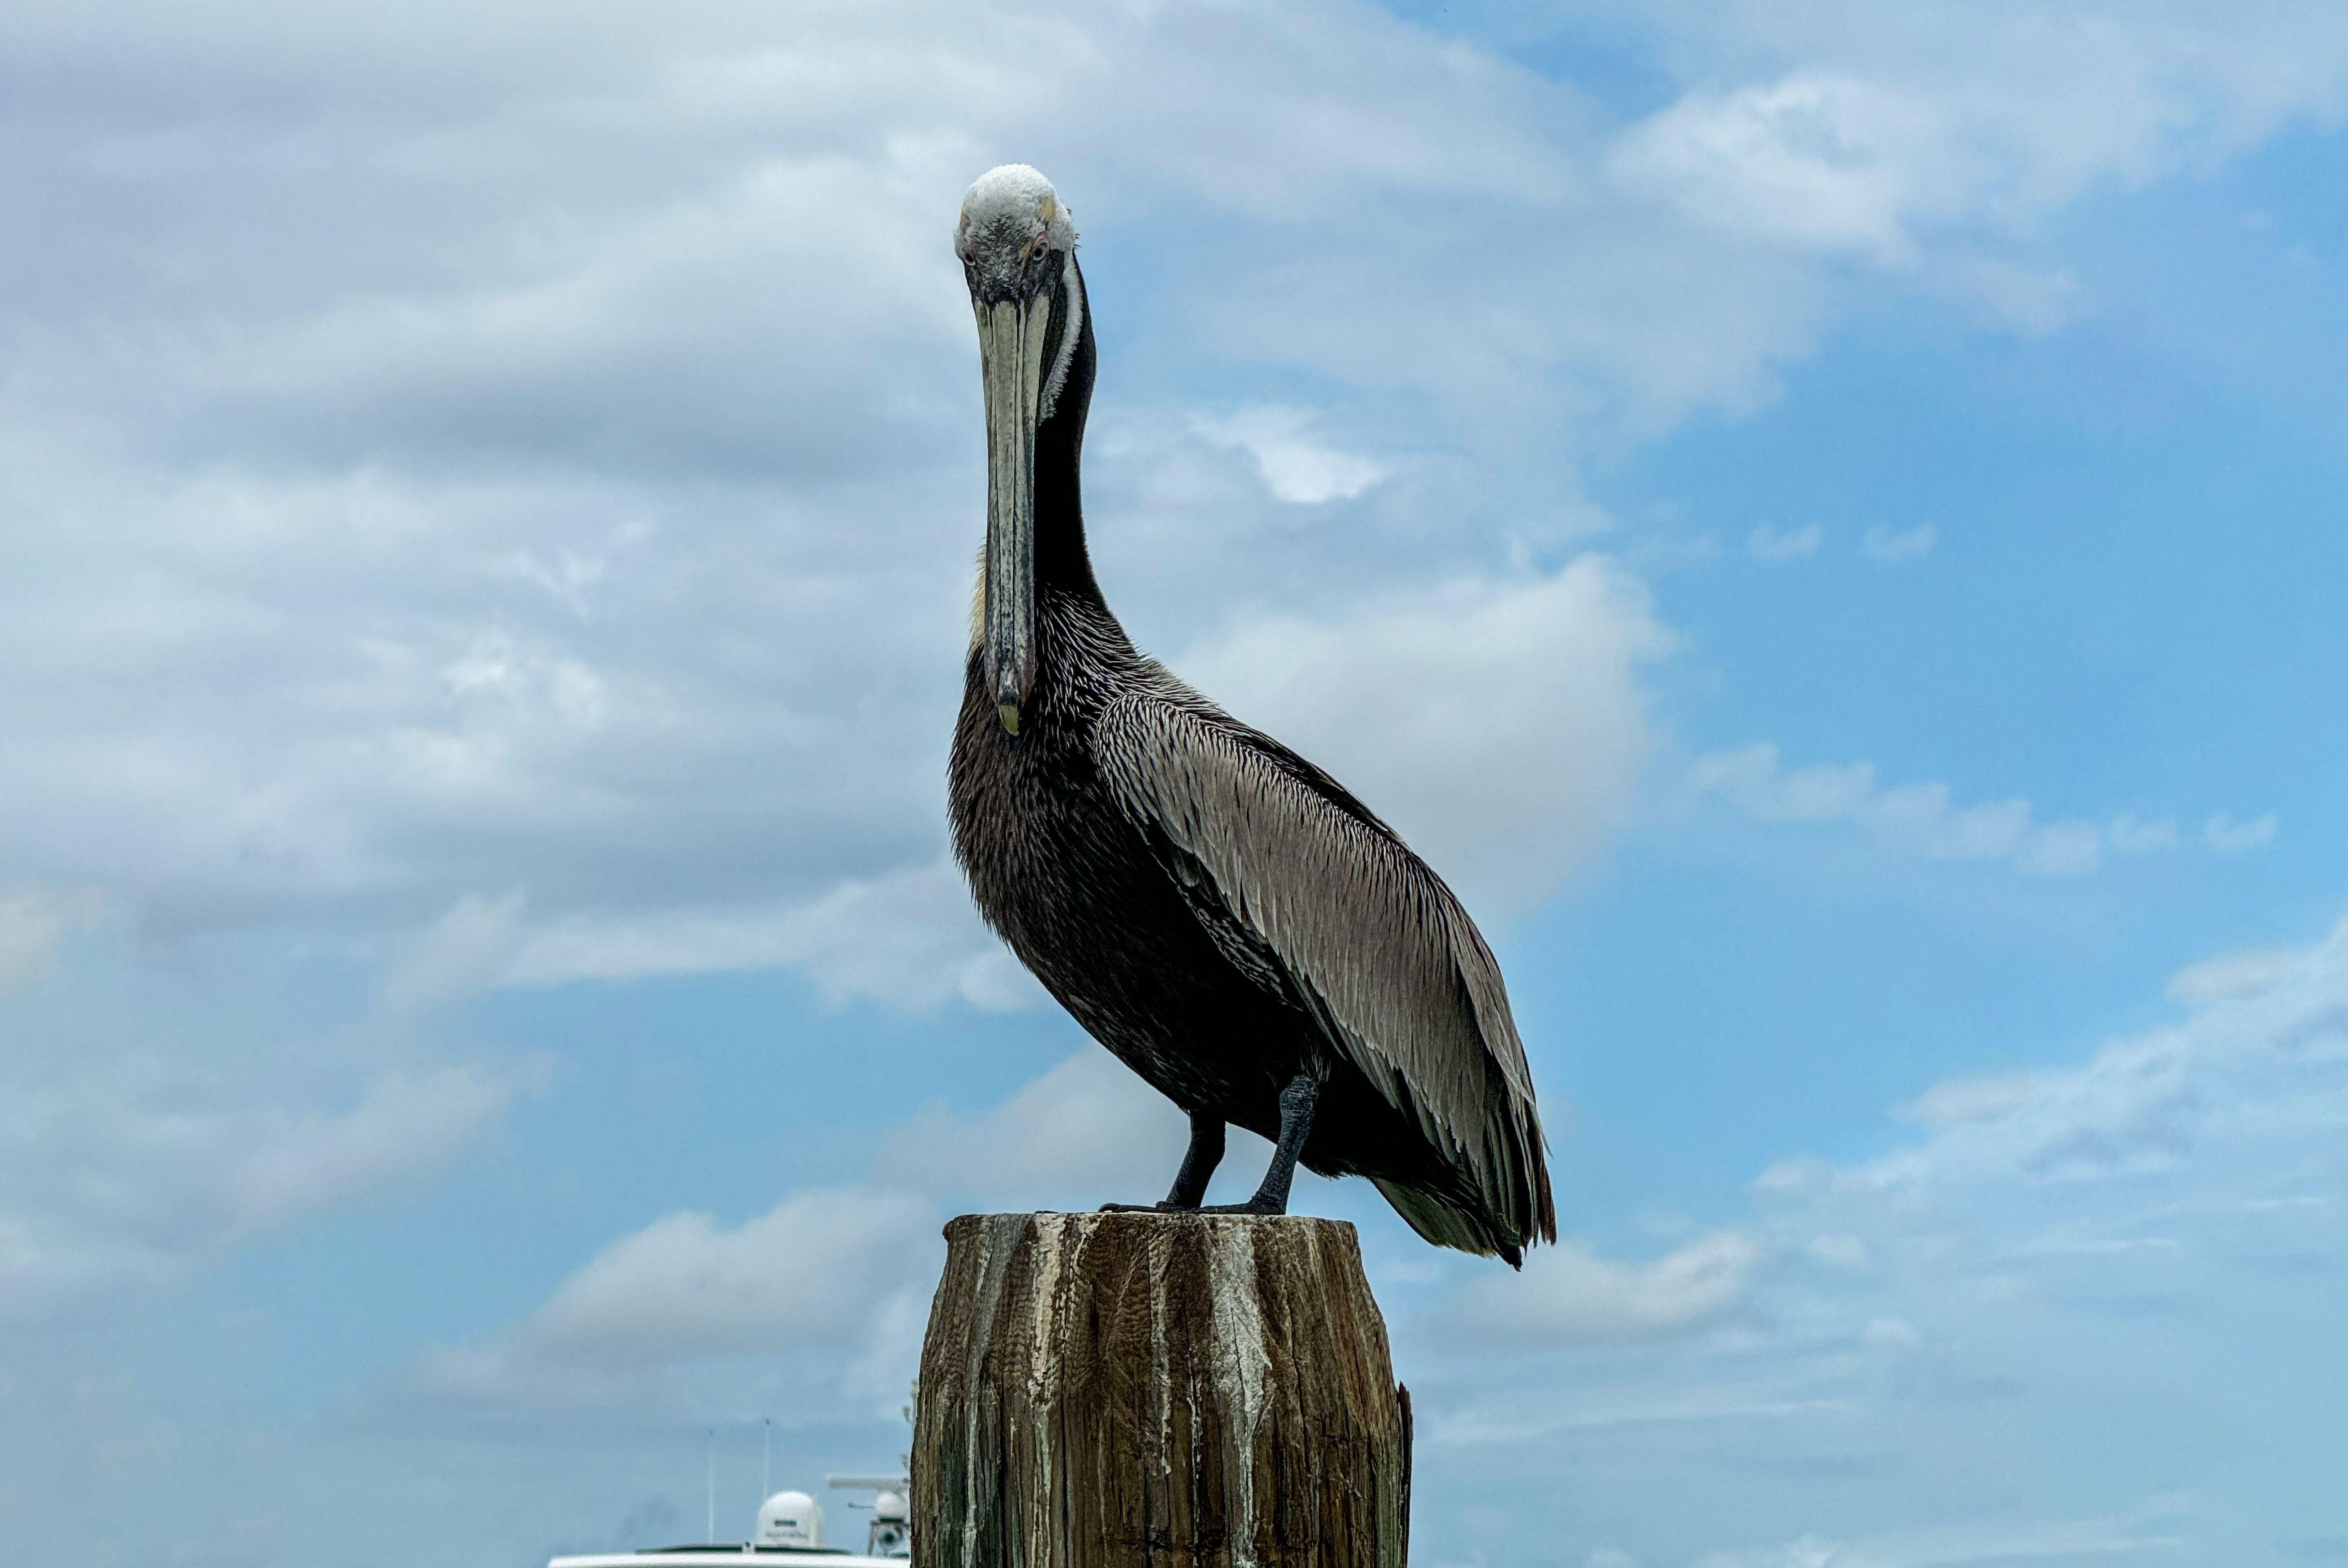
948, 165, 1555, 1263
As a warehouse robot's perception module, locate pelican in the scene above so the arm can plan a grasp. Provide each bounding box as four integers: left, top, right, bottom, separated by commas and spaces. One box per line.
946, 165, 1556, 1263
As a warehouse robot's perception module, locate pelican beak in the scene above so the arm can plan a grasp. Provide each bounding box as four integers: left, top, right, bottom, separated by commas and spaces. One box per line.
974, 281, 1052, 737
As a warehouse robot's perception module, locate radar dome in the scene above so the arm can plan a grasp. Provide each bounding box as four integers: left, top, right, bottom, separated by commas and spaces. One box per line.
756, 1490, 824, 1548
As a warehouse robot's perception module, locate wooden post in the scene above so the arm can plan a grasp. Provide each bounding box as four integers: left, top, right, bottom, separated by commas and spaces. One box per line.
913, 1211, 1412, 1568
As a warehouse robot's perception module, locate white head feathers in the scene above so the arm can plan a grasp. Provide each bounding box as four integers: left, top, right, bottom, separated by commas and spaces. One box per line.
956, 163, 1079, 259
955, 164, 1085, 419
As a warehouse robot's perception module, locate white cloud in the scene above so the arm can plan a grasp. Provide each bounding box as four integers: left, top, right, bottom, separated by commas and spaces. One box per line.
378, 861, 1044, 1013
417, 1188, 932, 1404
394, 1045, 1192, 1424
2165, 941, 2310, 1005
1446, 1231, 1765, 1345
1859, 1314, 1918, 1347
1748, 523, 1824, 562
1806, 1233, 1871, 1270
0, 0, 1644, 1014
0, 1065, 507, 1317
1183, 557, 1672, 917
0, 0, 2334, 1022
1612, 74, 1948, 264
1784, 911, 2348, 1209
1689, 743, 2101, 876
233, 1070, 511, 1234
1861, 523, 1937, 562
400, 1045, 1206, 1415
1692, 1537, 1846, 1568
1929, 254, 2081, 335
1427, 1378, 1853, 1447
2107, 813, 2179, 854
1608, 5, 2348, 324
2203, 811, 2278, 851
0, 894, 98, 992
1414, 909, 2348, 1565
1689, 1515, 2185, 1568
400, 1045, 1206, 1416
876, 1049, 1188, 1209
1891, 1071, 2041, 1128
1690, 762, 2274, 879
1863, 1030, 2198, 1186
495, 857, 1043, 1013
384, 889, 531, 1006
1190, 407, 1390, 505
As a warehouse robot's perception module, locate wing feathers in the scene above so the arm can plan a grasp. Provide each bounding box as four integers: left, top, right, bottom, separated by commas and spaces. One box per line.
1095, 688, 1555, 1258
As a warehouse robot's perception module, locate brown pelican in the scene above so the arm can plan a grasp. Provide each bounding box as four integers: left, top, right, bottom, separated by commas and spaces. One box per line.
946, 165, 1556, 1263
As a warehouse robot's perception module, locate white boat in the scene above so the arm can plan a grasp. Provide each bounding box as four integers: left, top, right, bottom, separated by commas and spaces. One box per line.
549, 1475, 912, 1568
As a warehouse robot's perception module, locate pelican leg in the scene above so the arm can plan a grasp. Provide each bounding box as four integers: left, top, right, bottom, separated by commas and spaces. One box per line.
1102, 1108, 1225, 1213
1198, 1074, 1318, 1216
1161, 1109, 1227, 1207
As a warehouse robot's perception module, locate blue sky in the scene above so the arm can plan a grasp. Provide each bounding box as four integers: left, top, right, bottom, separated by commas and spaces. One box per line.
3, 3, 2347, 1565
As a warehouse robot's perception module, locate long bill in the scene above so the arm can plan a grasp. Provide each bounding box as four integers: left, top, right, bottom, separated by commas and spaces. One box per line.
975, 287, 1053, 736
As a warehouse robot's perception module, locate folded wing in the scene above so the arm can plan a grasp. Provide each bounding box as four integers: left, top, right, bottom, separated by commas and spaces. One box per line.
1093, 687, 1556, 1260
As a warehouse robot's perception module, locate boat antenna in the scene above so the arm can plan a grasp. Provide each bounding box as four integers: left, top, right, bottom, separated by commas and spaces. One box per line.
763, 1417, 772, 1501
705, 1426, 716, 1543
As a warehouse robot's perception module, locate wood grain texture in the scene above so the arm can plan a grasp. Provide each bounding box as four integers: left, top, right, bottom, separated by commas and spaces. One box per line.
914, 1212, 1412, 1568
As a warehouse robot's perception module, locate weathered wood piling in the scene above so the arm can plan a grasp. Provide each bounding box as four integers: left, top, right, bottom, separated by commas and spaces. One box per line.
913, 1211, 1412, 1567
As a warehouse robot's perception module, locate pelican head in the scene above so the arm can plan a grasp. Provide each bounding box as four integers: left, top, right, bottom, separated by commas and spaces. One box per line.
957, 164, 1083, 737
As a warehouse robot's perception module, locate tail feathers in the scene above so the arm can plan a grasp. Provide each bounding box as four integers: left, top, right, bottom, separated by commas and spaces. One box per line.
1372, 1177, 1529, 1269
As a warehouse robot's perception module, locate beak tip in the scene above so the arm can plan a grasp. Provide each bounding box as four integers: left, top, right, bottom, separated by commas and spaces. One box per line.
996, 700, 1022, 736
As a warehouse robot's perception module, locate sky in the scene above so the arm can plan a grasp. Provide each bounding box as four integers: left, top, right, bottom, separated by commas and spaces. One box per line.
2, 1, 2347, 1564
